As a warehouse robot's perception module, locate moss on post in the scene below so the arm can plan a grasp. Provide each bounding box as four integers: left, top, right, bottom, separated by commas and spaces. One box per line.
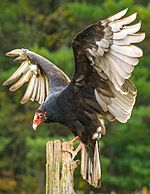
46, 140, 79, 194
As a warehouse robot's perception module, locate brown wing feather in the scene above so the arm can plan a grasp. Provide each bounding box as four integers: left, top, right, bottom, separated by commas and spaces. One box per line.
71, 8, 144, 123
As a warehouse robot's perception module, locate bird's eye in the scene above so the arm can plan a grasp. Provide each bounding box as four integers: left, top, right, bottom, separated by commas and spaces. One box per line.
39, 114, 43, 118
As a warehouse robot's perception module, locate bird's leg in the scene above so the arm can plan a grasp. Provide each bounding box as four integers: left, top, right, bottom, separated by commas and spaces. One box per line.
63, 136, 83, 160
71, 141, 83, 160
69, 136, 80, 144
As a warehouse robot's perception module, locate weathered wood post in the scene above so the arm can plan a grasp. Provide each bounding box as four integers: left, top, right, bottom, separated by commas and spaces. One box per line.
46, 140, 79, 194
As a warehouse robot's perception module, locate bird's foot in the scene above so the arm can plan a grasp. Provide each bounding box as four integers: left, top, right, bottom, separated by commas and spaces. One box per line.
63, 136, 83, 160
69, 136, 80, 144
71, 142, 83, 160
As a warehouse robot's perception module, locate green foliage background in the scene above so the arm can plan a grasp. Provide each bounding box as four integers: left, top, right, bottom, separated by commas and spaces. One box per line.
0, 0, 149, 193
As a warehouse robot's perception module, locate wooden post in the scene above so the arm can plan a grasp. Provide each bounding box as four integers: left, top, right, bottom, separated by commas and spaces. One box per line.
46, 140, 79, 194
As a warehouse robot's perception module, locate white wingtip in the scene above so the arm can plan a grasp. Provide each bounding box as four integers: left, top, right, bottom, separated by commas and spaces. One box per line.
109, 8, 128, 22
5, 49, 23, 57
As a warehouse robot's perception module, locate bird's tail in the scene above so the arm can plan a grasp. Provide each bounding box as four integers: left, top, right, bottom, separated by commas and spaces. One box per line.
80, 140, 101, 188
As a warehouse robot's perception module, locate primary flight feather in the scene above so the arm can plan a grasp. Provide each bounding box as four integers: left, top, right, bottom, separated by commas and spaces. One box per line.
3, 8, 145, 188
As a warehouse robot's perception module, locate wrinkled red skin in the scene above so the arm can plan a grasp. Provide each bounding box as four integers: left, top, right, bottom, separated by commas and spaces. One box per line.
33, 112, 45, 128
33, 118, 42, 125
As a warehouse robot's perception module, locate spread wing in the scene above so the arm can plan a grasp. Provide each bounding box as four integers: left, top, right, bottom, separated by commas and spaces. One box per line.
71, 8, 145, 123
3, 49, 70, 104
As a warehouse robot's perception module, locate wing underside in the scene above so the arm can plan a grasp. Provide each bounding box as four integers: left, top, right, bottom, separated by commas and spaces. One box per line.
72, 8, 145, 123
3, 49, 70, 104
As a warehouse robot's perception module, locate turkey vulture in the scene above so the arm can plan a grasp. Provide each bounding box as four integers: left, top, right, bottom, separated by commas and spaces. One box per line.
3, 9, 145, 188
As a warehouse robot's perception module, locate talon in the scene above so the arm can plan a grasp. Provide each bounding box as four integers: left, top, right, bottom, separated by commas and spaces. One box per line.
71, 152, 77, 160
71, 142, 83, 160
69, 136, 80, 144
63, 136, 83, 160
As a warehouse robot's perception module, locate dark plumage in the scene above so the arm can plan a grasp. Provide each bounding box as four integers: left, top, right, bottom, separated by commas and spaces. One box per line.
3, 9, 145, 187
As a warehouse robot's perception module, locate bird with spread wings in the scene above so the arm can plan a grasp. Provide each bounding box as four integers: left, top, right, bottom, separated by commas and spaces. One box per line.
3, 9, 145, 187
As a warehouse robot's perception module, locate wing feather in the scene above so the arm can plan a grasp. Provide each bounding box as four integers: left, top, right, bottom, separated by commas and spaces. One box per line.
30, 77, 38, 101
21, 74, 36, 104
9, 71, 32, 92
108, 8, 128, 22
39, 74, 45, 104
113, 21, 141, 39
111, 45, 143, 57
109, 12, 137, 32
3, 49, 70, 104
113, 33, 145, 45
45, 74, 50, 96
3, 61, 29, 86
72, 9, 144, 123
36, 77, 41, 103
109, 50, 139, 65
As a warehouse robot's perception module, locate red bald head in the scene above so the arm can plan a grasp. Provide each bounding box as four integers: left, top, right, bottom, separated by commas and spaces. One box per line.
33, 111, 46, 130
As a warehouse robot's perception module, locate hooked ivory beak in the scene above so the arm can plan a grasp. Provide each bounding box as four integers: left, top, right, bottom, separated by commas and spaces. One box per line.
32, 123, 38, 130
32, 115, 42, 130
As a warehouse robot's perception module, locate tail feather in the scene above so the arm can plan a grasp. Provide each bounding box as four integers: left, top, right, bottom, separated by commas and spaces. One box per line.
81, 141, 101, 188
